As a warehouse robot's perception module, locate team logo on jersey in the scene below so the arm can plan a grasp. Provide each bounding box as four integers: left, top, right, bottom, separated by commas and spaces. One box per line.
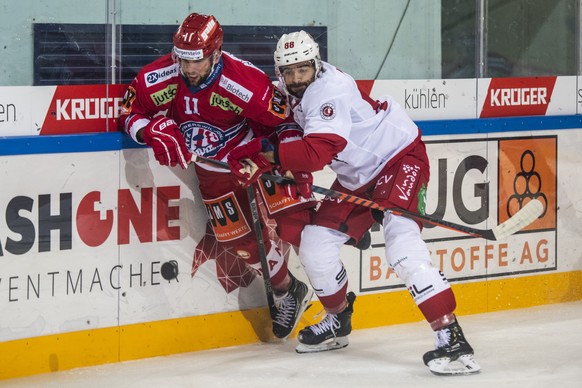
210, 92, 243, 114
320, 102, 336, 120
219, 75, 253, 102
181, 120, 246, 156
144, 64, 179, 87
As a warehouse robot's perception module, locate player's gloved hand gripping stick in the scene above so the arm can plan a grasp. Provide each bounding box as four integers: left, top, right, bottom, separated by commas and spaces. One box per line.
192, 155, 544, 241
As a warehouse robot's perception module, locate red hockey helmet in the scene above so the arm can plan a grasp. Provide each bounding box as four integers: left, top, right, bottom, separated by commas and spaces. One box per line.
173, 13, 223, 60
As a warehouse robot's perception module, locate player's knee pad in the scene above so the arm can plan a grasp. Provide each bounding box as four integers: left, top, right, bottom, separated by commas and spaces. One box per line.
299, 225, 349, 298
383, 213, 431, 278
380, 213, 451, 306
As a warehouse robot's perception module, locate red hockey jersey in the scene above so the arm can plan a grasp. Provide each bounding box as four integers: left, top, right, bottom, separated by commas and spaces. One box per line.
119, 51, 289, 162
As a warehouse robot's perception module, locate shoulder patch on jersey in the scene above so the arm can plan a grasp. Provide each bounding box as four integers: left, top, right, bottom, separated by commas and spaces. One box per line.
219, 75, 253, 103
268, 88, 287, 118
121, 85, 136, 114
320, 102, 336, 120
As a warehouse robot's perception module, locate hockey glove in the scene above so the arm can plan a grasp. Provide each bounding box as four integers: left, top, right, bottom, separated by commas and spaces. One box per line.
141, 117, 191, 169
280, 170, 313, 200
228, 137, 275, 187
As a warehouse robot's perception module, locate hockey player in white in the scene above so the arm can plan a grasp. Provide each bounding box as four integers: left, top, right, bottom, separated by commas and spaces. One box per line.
227, 31, 480, 375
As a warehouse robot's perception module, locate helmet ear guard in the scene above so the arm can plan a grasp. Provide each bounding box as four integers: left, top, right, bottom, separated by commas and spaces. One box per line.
173, 13, 224, 61
274, 31, 321, 96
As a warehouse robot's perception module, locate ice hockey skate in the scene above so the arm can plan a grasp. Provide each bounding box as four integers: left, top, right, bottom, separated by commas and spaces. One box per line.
295, 291, 356, 353
272, 275, 314, 339
423, 320, 481, 376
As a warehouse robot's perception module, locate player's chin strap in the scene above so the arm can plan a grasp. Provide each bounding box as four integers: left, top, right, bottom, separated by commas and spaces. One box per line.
190, 155, 544, 241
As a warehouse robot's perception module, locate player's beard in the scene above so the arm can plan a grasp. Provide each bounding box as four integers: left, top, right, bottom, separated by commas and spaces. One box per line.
183, 68, 212, 87
287, 81, 311, 98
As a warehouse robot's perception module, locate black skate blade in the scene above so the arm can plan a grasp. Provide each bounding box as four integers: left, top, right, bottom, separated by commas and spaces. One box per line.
427, 354, 481, 376
295, 336, 349, 354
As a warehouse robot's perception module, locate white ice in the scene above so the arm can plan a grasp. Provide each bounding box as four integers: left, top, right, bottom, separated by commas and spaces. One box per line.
2, 300, 581, 388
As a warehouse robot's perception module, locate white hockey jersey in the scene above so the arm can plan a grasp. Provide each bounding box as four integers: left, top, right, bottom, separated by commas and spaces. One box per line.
279, 61, 419, 191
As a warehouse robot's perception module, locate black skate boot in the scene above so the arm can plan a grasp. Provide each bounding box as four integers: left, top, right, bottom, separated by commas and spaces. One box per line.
272, 275, 313, 339
423, 320, 481, 376
295, 291, 356, 353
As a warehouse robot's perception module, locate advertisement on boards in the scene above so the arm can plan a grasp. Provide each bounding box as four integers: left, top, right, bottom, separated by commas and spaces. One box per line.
359, 133, 558, 291
0, 148, 271, 341
0, 85, 126, 136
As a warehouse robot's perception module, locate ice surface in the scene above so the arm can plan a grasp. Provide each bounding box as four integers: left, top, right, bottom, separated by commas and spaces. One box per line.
2, 301, 581, 388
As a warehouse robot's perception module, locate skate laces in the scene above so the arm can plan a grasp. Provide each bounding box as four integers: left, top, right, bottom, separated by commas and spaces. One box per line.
309, 312, 341, 336
273, 292, 297, 328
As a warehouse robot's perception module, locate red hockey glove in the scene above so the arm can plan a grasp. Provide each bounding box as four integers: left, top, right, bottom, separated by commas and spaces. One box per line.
227, 137, 275, 187
141, 117, 191, 169
280, 171, 313, 200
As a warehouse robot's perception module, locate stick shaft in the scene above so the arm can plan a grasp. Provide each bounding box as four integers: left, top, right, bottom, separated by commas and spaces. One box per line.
192, 155, 541, 241
246, 185, 278, 319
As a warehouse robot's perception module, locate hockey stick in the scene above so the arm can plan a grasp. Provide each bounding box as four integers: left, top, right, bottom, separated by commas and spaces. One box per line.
186, 155, 277, 318
246, 185, 278, 320
191, 155, 544, 241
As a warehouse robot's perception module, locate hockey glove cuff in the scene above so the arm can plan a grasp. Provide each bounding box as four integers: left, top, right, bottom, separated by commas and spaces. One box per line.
141, 117, 191, 169
228, 137, 276, 186
280, 170, 313, 200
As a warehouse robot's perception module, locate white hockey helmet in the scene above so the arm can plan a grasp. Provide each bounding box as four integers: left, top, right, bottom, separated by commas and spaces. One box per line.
274, 31, 321, 92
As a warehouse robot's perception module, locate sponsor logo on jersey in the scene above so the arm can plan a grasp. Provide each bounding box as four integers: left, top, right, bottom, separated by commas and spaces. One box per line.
320, 102, 336, 120
209, 92, 243, 114
150, 84, 177, 106
417, 183, 427, 215
256, 178, 307, 215
395, 163, 421, 202
480, 77, 556, 118
219, 75, 252, 103
144, 64, 179, 87
203, 191, 251, 242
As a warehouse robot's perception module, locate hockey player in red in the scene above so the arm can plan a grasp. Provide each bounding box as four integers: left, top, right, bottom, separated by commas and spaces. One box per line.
119, 13, 315, 340
227, 31, 480, 375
